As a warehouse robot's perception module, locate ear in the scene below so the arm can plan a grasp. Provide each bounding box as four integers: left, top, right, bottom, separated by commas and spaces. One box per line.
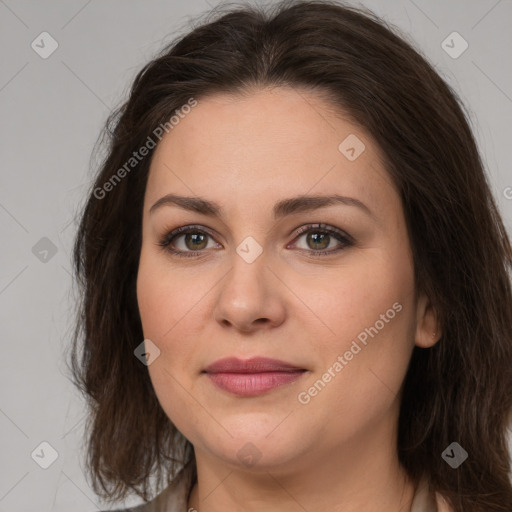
414, 291, 441, 348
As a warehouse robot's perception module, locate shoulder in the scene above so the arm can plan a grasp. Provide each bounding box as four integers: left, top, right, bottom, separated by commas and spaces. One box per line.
97, 505, 150, 512
97, 508, 142, 512
97, 509, 139, 512
96, 458, 197, 512
411, 475, 455, 512
435, 492, 454, 512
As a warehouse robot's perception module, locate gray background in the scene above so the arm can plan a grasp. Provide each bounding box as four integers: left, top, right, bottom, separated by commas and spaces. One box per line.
1, 0, 511, 510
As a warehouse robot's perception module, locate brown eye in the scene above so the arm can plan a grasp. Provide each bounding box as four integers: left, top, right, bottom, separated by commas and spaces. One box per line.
290, 223, 354, 256
158, 223, 353, 259
305, 231, 331, 251
182, 232, 208, 250
158, 225, 220, 257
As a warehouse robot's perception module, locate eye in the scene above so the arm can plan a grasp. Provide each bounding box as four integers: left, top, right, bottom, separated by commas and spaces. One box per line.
157, 223, 354, 258
288, 223, 354, 256
157, 225, 220, 258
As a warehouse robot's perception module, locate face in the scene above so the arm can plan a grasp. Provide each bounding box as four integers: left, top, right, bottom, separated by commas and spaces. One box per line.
136, 86, 437, 472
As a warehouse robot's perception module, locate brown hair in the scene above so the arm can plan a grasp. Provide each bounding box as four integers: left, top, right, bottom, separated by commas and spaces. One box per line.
67, 1, 512, 510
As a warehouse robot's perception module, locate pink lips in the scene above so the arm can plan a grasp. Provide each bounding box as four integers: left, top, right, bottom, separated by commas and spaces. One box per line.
203, 357, 307, 397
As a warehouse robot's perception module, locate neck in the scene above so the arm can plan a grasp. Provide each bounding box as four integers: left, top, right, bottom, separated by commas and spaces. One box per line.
187, 426, 416, 512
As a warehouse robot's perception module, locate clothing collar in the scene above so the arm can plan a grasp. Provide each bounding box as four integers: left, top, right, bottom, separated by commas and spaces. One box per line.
131, 460, 446, 512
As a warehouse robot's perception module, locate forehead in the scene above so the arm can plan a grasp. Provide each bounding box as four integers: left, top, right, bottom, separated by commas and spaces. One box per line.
146, 87, 396, 216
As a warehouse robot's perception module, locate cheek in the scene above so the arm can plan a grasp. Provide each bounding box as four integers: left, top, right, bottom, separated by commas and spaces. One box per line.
136, 246, 210, 372
137, 253, 205, 436
303, 249, 414, 350
298, 249, 415, 408
136, 247, 189, 339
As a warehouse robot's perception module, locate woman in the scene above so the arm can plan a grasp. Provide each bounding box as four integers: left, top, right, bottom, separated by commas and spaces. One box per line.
68, 1, 512, 511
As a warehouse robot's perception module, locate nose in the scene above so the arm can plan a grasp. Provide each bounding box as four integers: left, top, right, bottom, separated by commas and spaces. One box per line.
213, 249, 286, 334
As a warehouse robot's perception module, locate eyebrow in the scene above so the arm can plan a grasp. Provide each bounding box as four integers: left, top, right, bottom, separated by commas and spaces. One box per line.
149, 193, 375, 221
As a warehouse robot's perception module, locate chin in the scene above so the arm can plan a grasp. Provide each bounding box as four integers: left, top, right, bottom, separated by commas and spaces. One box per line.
199, 419, 312, 472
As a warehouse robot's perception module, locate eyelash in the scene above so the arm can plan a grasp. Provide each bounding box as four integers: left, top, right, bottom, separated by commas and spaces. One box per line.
156, 223, 354, 259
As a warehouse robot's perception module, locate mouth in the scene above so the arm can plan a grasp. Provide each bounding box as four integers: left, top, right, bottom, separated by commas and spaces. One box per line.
202, 357, 307, 397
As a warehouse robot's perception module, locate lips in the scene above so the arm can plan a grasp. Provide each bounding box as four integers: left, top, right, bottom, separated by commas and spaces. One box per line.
203, 357, 307, 397
204, 357, 305, 374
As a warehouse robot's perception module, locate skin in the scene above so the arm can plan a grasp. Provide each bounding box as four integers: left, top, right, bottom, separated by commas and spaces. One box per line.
136, 86, 440, 512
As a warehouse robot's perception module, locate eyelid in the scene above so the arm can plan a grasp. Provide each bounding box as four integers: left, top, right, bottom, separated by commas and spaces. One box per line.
291, 223, 354, 244
157, 223, 354, 258
158, 224, 220, 249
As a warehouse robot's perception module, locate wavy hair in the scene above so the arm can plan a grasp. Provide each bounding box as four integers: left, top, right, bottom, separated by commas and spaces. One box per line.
67, 1, 512, 510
